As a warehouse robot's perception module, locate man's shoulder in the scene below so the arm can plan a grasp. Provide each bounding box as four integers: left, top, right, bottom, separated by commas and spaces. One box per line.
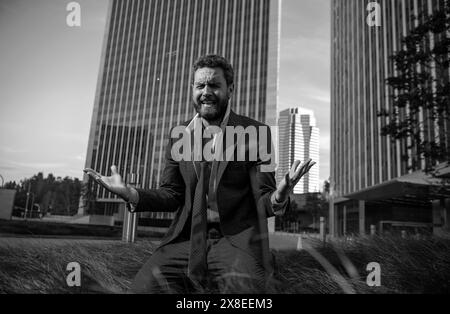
180, 119, 191, 127
231, 112, 268, 129
171, 112, 269, 129
168, 120, 190, 132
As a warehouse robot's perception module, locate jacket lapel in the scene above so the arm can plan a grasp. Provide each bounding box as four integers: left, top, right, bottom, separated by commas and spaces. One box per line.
183, 111, 243, 208
214, 111, 243, 188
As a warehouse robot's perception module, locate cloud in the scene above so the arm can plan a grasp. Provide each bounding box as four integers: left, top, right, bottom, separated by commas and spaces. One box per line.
320, 132, 330, 150
1, 160, 67, 170
279, 32, 330, 116
311, 93, 331, 104
281, 37, 329, 62
281, 0, 330, 41
50, 131, 88, 143
0, 146, 28, 154
0, 158, 85, 182
74, 154, 85, 162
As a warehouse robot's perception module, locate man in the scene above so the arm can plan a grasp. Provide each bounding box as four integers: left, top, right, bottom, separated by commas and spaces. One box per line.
85, 55, 315, 293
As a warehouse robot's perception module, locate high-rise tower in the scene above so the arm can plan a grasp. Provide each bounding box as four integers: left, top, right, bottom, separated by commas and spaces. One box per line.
82, 0, 281, 215
330, 0, 450, 236
277, 108, 320, 194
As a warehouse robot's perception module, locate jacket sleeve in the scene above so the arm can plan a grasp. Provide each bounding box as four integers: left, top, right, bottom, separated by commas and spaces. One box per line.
252, 125, 289, 218
132, 134, 185, 213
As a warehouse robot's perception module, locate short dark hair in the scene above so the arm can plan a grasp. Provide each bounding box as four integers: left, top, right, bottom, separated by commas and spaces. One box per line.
192, 55, 234, 86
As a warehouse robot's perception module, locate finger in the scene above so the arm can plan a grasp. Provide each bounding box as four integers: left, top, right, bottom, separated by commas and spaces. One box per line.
111, 165, 119, 176
94, 177, 109, 189
84, 168, 97, 175
290, 160, 301, 177
297, 160, 315, 181
283, 172, 294, 194
285, 172, 291, 185
302, 159, 314, 172
84, 168, 102, 180
294, 159, 310, 176
292, 159, 312, 181
307, 161, 316, 172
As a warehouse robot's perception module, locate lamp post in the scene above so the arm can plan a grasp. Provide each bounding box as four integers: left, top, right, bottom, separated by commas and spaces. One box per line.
24, 192, 35, 220
122, 173, 139, 243
30, 193, 35, 219
24, 183, 31, 219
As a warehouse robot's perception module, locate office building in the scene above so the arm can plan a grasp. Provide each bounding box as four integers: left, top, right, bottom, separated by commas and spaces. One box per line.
330, 0, 450, 237
277, 108, 320, 194
80, 0, 281, 221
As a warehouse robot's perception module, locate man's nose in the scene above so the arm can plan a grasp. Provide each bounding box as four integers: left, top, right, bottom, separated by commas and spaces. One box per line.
202, 85, 213, 96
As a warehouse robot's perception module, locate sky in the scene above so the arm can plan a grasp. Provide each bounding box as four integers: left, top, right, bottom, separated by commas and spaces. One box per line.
0, 0, 330, 185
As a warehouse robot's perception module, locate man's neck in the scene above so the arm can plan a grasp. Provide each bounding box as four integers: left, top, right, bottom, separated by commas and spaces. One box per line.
204, 117, 223, 127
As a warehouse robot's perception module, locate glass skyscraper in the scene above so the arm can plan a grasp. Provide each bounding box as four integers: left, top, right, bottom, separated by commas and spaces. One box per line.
81, 0, 281, 216
330, 0, 450, 236
277, 108, 320, 194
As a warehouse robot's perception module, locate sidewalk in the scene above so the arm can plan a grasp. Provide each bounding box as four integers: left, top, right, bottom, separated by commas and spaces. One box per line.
0, 236, 161, 247
269, 232, 325, 250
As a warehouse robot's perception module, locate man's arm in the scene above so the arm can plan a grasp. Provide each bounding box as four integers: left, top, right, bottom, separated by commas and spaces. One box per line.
85, 133, 185, 213
131, 136, 185, 213
253, 169, 287, 218
254, 125, 316, 218
252, 125, 289, 218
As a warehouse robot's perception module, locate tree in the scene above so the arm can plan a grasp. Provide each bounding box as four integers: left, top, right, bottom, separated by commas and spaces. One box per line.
6, 173, 82, 216
306, 180, 330, 229
276, 181, 331, 232
379, 1, 450, 172
3, 181, 18, 190
79, 177, 97, 215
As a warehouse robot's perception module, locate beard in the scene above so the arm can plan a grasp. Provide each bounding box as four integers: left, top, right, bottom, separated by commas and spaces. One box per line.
193, 96, 229, 122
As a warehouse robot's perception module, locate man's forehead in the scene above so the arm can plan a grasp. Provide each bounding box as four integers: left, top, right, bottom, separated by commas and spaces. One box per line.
193, 67, 225, 82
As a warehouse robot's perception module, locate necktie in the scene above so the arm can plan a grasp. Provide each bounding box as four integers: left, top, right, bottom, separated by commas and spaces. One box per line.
188, 162, 208, 284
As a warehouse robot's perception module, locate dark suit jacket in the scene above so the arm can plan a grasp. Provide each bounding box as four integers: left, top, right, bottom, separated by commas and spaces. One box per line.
133, 110, 288, 278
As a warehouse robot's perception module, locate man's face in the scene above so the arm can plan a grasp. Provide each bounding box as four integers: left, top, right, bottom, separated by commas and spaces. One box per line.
192, 67, 234, 123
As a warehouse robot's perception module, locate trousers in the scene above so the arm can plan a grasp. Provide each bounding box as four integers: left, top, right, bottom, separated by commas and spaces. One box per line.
130, 236, 266, 294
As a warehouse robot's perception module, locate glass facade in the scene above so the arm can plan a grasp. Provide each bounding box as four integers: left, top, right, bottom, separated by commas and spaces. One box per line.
331, 0, 449, 197
83, 0, 280, 215
277, 108, 320, 194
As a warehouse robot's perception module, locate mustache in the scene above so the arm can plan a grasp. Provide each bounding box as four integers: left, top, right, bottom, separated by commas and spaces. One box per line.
200, 96, 218, 103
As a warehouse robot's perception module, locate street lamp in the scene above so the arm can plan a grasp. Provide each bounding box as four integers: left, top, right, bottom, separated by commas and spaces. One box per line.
30, 192, 35, 219
24, 182, 35, 220
122, 173, 139, 243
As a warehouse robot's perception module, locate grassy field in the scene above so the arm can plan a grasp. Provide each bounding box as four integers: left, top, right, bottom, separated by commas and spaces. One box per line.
0, 235, 449, 294
0, 219, 163, 239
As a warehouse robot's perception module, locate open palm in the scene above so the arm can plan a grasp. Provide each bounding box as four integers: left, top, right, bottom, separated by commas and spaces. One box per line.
276, 159, 316, 201
84, 166, 131, 201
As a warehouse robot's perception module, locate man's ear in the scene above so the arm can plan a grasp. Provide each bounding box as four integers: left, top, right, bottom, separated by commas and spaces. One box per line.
228, 83, 235, 99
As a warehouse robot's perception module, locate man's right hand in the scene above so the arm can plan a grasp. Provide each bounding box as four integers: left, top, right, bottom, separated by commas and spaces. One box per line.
84, 165, 134, 202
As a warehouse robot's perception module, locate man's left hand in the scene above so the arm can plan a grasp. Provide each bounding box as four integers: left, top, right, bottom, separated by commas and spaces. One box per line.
275, 159, 316, 202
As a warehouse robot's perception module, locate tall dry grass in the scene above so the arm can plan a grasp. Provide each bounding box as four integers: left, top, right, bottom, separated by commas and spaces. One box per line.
0, 236, 449, 294
272, 236, 450, 294
0, 239, 156, 294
